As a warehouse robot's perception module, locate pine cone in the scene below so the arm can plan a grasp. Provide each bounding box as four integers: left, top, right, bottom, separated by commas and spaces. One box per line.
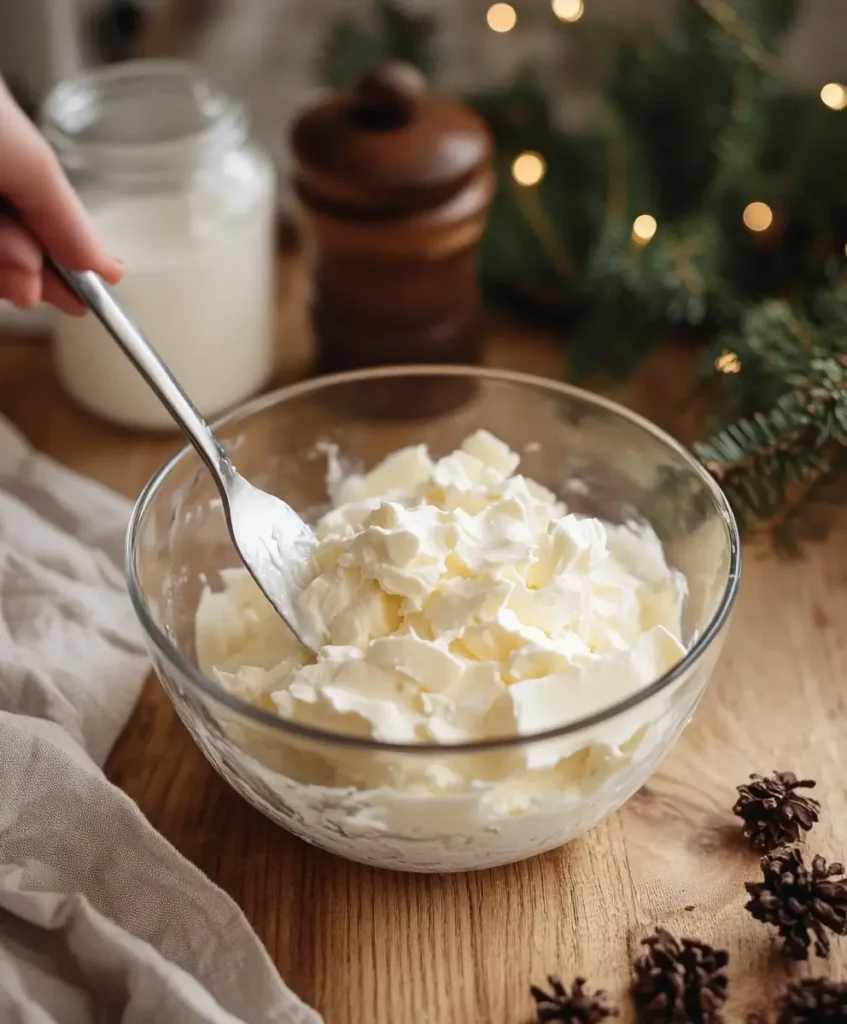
631, 928, 729, 1024
780, 977, 847, 1022
745, 848, 847, 959
530, 975, 618, 1023
733, 771, 820, 851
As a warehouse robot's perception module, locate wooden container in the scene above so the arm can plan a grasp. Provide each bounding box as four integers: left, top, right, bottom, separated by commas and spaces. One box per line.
290, 62, 495, 383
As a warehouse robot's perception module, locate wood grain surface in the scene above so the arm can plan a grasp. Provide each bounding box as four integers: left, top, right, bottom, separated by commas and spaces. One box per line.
0, 251, 844, 1023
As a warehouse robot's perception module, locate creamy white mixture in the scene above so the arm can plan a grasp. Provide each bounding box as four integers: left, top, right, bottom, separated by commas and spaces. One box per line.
196, 431, 687, 782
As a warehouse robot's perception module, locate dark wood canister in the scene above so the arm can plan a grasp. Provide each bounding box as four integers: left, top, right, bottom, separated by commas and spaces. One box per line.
290, 62, 495, 413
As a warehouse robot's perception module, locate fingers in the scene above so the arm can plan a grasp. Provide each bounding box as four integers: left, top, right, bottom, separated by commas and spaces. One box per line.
0, 215, 118, 312
0, 265, 40, 308
3, 136, 123, 280
42, 268, 86, 316
0, 222, 88, 314
0, 255, 89, 315
0, 218, 42, 307
0, 218, 41, 272
0, 80, 124, 284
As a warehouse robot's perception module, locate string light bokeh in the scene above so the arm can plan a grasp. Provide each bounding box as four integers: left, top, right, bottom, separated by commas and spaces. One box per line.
715, 351, 741, 374
512, 151, 547, 186
631, 214, 658, 245
820, 83, 847, 111
552, 0, 585, 22
486, 3, 517, 32
486, 4, 832, 290
742, 202, 773, 232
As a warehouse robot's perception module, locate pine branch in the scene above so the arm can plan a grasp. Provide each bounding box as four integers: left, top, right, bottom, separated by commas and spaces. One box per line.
318, 0, 436, 88
318, 16, 383, 89
693, 0, 786, 74
376, 0, 436, 74
568, 285, 652, 382
707, 285, 847, 418
696, 357, 847, 526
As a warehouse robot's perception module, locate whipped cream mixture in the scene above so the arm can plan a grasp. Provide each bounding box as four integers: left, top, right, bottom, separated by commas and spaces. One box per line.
196, 431, 687, 756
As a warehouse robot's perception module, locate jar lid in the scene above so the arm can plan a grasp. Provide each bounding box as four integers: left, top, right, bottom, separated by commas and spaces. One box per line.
291, 62, 492, 217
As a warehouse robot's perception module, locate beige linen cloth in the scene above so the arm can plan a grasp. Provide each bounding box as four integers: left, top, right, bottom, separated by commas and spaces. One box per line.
0, 416, 321, 1024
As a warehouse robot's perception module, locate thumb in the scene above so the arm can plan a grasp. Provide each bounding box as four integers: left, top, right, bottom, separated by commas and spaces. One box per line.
0, 80, 123, 283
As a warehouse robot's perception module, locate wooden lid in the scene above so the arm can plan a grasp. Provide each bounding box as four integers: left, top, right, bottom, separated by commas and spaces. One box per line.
291, 62, 493, 217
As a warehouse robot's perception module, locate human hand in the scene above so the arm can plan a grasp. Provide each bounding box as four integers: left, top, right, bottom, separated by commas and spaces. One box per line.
0, 78, 124, 315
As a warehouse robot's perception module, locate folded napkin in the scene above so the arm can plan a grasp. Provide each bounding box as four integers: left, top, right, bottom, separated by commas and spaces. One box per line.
0, 416, 321, 1024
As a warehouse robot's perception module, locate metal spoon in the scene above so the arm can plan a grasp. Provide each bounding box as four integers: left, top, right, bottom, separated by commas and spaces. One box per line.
37, 253, 323, 654
67, 266, 323, 652
64, 266, 324, 652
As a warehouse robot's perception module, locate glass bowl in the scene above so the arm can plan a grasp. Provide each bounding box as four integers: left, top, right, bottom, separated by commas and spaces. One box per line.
127, 366, 740, 873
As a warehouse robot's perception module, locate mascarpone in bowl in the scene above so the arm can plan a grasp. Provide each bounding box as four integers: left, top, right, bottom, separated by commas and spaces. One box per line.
127, 367, 740, 872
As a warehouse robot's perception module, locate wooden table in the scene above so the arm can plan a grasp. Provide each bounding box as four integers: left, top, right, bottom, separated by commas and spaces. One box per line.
1, 254, 845, 1023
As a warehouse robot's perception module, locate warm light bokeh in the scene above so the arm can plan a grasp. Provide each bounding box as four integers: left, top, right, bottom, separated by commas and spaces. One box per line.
631, 214, 658, 245
511, 151, 547, 186
715, 351, 741, 374
487, 3, 517, 32
742, 202, 773, 232
552, 0, 585, 23
820, 83, 847, 110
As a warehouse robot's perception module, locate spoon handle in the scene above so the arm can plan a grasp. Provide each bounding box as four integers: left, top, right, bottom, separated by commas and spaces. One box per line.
0, 196, 233, 489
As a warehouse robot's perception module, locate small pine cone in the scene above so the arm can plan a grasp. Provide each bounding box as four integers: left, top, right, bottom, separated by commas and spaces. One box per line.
779, 977, 847, 1022
745, 847, 847, 960
734, 771, 820, 852
631, 928, 728, 1024
530, 975, 618, 1023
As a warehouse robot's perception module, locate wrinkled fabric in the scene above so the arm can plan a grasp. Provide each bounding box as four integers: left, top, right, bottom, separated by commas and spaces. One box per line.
0, 417, 321, 1024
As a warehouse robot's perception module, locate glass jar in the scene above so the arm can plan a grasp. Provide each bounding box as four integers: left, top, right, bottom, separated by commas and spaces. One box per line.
42, 61, 277, 430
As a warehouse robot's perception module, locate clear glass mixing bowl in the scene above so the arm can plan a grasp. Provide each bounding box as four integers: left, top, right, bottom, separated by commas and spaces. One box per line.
127, 367, 740, 873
